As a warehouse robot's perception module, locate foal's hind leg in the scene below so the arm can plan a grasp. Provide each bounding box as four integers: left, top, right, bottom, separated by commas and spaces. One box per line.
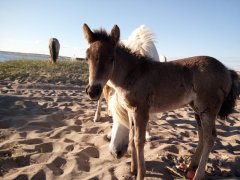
194, 113, 217, 180
189, 114, 203, 170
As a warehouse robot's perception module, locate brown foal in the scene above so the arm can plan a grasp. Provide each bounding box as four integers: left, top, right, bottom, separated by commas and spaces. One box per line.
83, 24, 239, 180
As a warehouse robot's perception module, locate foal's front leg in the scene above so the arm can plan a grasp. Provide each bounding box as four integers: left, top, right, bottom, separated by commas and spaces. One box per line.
128, 112, 137, 175
133, 109, 148, 180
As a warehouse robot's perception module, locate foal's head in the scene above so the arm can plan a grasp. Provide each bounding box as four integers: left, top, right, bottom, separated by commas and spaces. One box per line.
83, 24, 120, 100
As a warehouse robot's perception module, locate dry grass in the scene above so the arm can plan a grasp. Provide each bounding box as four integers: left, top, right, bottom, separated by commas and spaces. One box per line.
0, 60, 88, 84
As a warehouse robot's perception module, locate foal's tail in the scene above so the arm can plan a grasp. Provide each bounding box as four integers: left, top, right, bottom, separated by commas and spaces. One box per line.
218, 70, 239, 119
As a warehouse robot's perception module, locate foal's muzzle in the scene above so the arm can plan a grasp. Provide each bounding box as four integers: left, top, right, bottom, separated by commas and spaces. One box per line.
85, 84, 102, 101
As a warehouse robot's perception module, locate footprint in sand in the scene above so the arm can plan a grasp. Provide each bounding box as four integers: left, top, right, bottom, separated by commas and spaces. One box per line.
161, 144, 180, 154
48, 112, 65, 121
35, 142, 54, 153
65, 144, 74, 152
78, 146, 99, 159
46, 156, 66, 176
49, 128, 71, 139
28, 112, 66, 130
66, 125, 82, 132
63, 138, 75, 143
31, 170, 46, 180
13, 174, 29, 180
30, 153, 53, 164
19, 138, 43, 145
82, 127, 100, 134
35, 142, 67, 153
18, 132, 27, 138
74, 119, 82, 126
0, 154, 31, 172
76, 146, 99, 172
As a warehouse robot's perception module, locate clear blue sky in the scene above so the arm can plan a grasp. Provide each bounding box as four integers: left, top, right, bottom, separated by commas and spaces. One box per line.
0, 0, 239, 63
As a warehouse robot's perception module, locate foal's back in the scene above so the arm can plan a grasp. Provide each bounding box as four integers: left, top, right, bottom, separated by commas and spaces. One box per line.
138, 56, 230, 91
127, 56, 231, 113
171, 56, 231, 92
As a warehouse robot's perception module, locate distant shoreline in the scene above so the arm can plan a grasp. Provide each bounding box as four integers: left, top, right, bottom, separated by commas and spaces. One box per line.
0, 50, 51, 57
0, 51, 83, 61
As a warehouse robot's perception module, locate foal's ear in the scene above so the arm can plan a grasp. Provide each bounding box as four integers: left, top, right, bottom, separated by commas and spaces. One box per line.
110, 25, 120, 45
83, 23, 95, 44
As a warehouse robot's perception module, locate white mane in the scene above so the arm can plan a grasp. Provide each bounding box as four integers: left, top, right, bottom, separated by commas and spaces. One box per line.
122, 25, 160, 62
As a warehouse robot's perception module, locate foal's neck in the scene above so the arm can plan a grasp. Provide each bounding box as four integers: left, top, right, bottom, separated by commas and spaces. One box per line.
110, 45, 140, 88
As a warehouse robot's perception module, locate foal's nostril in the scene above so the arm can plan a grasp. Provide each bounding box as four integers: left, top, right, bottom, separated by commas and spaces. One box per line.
88, 91, 94, 98
94, 84, 102, 96
86, 84, 102, 100
91, 84, 102, 97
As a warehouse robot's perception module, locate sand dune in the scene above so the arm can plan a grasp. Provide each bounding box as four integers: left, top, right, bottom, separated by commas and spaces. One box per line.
0, 77, 239, 180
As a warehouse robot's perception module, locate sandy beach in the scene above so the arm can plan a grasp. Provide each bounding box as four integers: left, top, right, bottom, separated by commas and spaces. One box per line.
0, 75, 239, 180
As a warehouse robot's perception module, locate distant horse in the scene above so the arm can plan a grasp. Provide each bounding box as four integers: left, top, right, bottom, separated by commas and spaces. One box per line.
93, 25, 165, 122
83, 24, 239, 180
49, 38, 60, 63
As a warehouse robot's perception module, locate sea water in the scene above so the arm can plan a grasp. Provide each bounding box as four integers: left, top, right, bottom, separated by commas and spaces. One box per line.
0, 51, 70, 62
